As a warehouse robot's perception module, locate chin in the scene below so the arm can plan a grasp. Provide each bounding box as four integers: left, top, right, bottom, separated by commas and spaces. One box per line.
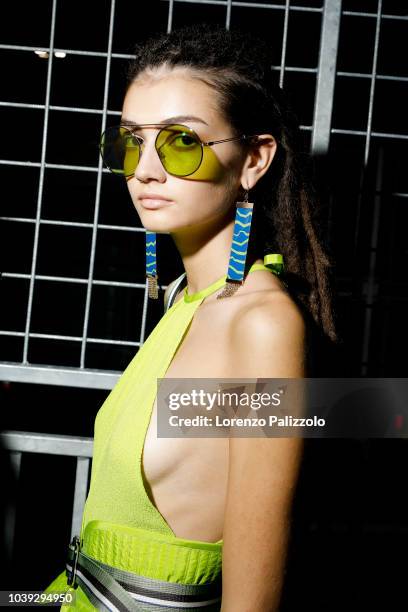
140, 219, 177, 234
139, 212, 190, 235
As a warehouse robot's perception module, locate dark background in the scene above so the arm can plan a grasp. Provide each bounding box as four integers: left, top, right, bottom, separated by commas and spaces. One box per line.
0, 0, 407, 609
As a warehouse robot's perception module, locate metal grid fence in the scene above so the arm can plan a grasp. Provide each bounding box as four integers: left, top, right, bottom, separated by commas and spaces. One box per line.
0, 0, 407, 385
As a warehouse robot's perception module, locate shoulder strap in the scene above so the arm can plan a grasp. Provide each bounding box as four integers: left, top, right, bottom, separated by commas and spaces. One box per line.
164, 272, 187, 313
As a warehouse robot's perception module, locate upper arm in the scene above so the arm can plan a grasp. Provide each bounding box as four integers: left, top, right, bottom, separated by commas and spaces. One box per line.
221, 296, 305, 611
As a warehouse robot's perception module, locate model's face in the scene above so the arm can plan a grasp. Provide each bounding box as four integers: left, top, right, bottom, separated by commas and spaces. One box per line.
122, 69, 246, 234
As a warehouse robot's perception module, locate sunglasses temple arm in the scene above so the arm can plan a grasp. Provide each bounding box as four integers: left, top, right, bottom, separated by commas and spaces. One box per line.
204, 135, 256, 146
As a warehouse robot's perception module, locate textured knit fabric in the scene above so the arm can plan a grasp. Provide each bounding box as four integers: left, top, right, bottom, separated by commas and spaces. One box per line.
44, 262, 273, 610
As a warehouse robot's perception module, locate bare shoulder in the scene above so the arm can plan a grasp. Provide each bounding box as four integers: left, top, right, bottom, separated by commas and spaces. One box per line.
227, 285, 306, 378
231, 285, 305, 338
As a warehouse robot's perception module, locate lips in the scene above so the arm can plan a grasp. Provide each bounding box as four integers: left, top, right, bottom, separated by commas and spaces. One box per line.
139, 194, 174, 210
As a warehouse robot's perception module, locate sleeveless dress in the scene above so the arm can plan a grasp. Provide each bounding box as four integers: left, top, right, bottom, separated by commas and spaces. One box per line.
44, 262, 274, 610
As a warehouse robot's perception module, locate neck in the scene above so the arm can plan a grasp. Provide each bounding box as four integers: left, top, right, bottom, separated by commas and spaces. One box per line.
171, 209, 262, 294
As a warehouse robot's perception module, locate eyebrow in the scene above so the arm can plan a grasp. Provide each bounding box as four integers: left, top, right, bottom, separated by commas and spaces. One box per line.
120, 115, 209, 127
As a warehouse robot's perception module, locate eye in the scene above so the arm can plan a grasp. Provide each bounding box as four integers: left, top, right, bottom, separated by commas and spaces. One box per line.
179, 134, 196, 146
170, 133, 198, 148
123, 133, 142, 147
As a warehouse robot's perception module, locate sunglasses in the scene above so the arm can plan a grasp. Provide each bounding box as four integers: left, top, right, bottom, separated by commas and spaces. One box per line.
99, 123, 257, 178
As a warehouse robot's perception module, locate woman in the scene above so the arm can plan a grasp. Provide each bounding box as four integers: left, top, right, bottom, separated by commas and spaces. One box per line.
45, 24, 337, 612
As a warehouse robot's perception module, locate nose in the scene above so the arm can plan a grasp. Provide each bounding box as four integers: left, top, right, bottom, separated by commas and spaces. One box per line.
133, 138, 167, 183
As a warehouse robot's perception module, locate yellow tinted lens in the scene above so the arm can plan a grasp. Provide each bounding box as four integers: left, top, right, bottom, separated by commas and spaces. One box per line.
100, 127, 140, 177
156, 125, 202, 176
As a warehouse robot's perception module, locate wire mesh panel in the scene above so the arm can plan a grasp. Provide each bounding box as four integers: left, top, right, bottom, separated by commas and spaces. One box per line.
0, 0, 405, 384
329, 0, 408, 375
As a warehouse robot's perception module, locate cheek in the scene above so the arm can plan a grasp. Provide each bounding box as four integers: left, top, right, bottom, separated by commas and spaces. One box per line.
179, 154, 241, 218
179, 181, 236, 225
126, 181, 141, 213
182, 146, 224, 181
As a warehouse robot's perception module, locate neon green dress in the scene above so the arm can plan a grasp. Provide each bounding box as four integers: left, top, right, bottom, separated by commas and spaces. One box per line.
44, 262, 273, 610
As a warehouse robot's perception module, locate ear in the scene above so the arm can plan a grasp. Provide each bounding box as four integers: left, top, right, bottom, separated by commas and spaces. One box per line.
240, 134, 277, 190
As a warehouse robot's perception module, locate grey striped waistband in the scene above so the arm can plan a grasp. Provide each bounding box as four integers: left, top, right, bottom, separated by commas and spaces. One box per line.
66, 536, 222, 611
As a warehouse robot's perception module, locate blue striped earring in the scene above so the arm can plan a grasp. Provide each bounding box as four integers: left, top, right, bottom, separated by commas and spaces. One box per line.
145, 230, 158, 299
217, 189, 254, 299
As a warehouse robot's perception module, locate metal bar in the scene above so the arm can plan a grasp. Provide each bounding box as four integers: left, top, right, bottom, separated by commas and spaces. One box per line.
139, 278, 150, 345
352, 0, 382, 271
279, 0, 290, 89
311, 0, 342, 155
0, 431, 94, 457
0, 44, 135, 58
0, 101, 44, 110
0, 363, 119, 389
22, 0, 57, 364
1, 217, 93, 226
336, 72, 408, 82
364, 0, 382, 166
342, 11, 407, 20
0, 160, 107, 172
360, 147, 383, 375
0, 101, 108, 114
167, 0, 174, 33
2, 270, 168, 292
0, 331, 140, 346
71, 457, 91, 540
1, 272, 148, 290
0, 218, 144, 233
4, 500, 16, 564
331, 129, 408, 140
86, 337, 139, 347
4, 451, 22, 561
80, 0, 116, 369
162, 0, 322, 12
225, 0, 233, 29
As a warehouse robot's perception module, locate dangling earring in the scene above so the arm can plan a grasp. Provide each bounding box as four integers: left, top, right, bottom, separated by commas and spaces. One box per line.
217, 188, 254, 300
145, 230, 159, 299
